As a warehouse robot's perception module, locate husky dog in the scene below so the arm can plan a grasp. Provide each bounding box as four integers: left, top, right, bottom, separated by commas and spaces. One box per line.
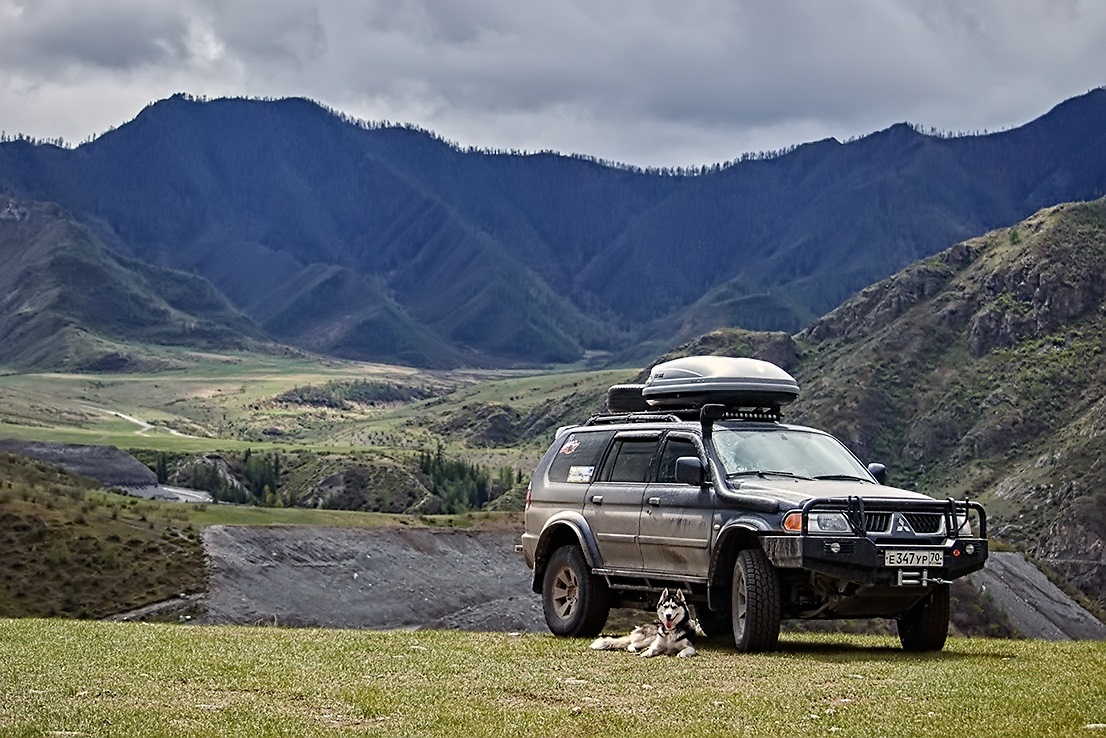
590, 588, 698, 658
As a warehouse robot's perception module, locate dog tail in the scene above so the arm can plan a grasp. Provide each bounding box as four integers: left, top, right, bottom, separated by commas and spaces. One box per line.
590, 635, 632, 650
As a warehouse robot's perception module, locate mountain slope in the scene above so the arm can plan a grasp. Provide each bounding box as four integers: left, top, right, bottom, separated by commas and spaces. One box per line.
1, 89, 1105, 367
638, 199, 1106, 608
783, 198, 1106, 606
0, 200, 265, 370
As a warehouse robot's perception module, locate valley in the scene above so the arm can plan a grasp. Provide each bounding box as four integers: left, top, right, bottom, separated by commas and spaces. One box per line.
2, 323, 1105, 640
0, 350, 632, 513
1, 90, 1105, 639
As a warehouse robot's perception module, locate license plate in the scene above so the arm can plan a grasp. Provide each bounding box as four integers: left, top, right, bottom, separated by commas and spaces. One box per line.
883, 549, 943, 567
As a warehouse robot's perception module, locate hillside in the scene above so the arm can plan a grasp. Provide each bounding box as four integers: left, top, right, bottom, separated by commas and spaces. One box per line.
0, 200, 267, 370
0, 452, 205, 618
652, 199, 1106, 609
792, 198, 1106, 609
1, 89, 1105, 367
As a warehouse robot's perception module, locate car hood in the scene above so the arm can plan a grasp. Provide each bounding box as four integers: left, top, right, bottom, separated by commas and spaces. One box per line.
729, 477, 933, 507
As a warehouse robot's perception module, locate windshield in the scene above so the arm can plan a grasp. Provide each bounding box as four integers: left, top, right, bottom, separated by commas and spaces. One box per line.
712, 426, 873, 481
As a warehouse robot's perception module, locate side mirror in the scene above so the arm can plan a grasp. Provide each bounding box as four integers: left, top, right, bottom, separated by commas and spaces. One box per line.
675, 457, 705, 486
867, 463, 887, 485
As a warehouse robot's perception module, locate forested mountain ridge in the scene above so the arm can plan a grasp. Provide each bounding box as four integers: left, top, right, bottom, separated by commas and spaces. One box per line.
0, 201, 266, 370
1, 88, 1105, 367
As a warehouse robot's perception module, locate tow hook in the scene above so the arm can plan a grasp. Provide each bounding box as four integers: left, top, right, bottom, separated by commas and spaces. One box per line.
897, 570, 954, 586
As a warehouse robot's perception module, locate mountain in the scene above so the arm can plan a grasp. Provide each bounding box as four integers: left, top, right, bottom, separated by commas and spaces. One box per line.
0, 200, 265, 370
1, 89, 1105, 367
650, 198, 1106, 609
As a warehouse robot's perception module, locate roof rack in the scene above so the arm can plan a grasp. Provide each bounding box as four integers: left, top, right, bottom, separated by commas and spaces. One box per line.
720, 406, 783, 422
583, 413, 684, 426
583, 406, 783, 426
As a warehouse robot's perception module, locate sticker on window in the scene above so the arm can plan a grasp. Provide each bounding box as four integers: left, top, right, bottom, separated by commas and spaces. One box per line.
560, 437, 581, 455
566, 466, 594, 483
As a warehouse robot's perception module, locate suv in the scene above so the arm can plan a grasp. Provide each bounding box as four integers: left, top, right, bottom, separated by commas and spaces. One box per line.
520, 356, 988, 652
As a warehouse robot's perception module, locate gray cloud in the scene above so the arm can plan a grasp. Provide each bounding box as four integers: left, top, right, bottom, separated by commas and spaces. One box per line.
1, 0, 1104, 165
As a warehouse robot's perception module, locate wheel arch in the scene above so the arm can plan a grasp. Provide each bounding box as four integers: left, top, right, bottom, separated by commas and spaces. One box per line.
706, 519, 768, 612
531, 512, 601, 594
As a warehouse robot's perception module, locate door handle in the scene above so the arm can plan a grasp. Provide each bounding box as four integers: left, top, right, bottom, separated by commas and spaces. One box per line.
647, 496, 661, 506
590, 495, 603, 504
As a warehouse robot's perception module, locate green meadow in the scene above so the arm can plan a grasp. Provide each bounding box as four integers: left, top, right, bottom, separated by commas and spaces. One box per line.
1, 622, 1103, 738
0, 351, 630, 468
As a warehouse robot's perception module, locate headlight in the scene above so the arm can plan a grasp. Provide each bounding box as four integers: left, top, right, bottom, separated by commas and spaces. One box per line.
783, 511, 852, 534
954, 513, 973, 536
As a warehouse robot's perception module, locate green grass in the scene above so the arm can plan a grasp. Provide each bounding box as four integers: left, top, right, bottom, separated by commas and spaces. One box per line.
0, 622, 1103, 737
0, 351, 626, 463
184, 503, 521, 530
0, 454, 206, 619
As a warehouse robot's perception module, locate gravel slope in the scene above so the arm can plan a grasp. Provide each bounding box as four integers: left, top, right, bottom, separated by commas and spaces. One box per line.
198, 525, 545, 632
197, 526, 1106, 640
968, 551, 1106, 640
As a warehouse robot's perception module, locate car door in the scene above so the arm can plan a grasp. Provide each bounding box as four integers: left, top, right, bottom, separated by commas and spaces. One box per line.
638, 432, 714, 577
583, 431, 660, 571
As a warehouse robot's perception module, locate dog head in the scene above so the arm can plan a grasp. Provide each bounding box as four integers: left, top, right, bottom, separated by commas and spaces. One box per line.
656, 588, 690, 631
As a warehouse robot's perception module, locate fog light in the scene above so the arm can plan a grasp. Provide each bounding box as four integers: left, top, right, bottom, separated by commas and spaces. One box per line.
827, 542, 841, 554
965, 543, 976, 555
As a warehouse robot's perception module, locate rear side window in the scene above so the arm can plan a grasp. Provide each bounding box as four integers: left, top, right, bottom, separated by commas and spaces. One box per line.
598, 437, 661, 483
546, 431, 614, 484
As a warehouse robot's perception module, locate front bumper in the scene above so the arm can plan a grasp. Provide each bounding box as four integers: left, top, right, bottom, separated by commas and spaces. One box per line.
762, 495, 989, 586
761, 533, 989, 586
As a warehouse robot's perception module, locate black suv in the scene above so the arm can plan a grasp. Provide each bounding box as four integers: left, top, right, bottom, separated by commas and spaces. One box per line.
520, 356, 988, 652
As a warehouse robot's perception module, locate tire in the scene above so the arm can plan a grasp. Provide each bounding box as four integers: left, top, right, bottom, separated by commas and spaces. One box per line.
897, 584, 950, 652
606, 384, 650, 413
731, 547, 781, 653
541, 545, 610, 637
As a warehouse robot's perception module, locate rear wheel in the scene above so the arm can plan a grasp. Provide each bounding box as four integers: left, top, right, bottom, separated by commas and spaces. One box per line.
542, 545, 610, 637
897, 584, 950, 652
731, 547, 781, 652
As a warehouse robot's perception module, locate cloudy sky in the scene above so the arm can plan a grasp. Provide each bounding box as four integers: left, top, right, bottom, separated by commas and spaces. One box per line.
2, 0, 1105, 168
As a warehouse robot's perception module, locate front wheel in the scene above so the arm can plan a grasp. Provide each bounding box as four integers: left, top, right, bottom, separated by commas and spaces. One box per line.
732, 547, 781, 652
897, 584, 950, 652
542, 545, 610, 637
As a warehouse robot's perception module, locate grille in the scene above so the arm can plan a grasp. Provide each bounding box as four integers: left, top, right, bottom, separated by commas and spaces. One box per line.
903, 513, 942, 534
863, 512, 892, 532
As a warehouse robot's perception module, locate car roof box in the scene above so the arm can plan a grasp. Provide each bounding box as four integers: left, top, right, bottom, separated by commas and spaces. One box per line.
641, 356, 799, 409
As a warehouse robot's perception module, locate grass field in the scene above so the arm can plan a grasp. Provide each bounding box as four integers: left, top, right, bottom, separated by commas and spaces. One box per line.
1, 621, 1103, 738
184, 504, 521, 530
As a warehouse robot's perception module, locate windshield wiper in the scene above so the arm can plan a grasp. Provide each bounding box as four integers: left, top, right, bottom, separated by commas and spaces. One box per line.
812, 474, 874, 483
728, 470, 812, 480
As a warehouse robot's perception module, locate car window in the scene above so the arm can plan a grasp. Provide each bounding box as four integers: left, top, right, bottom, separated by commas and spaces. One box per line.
546, 431, 614, 484
712, 427, 871, 479
656, 436, 699, 483
599, 437, 659, 483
